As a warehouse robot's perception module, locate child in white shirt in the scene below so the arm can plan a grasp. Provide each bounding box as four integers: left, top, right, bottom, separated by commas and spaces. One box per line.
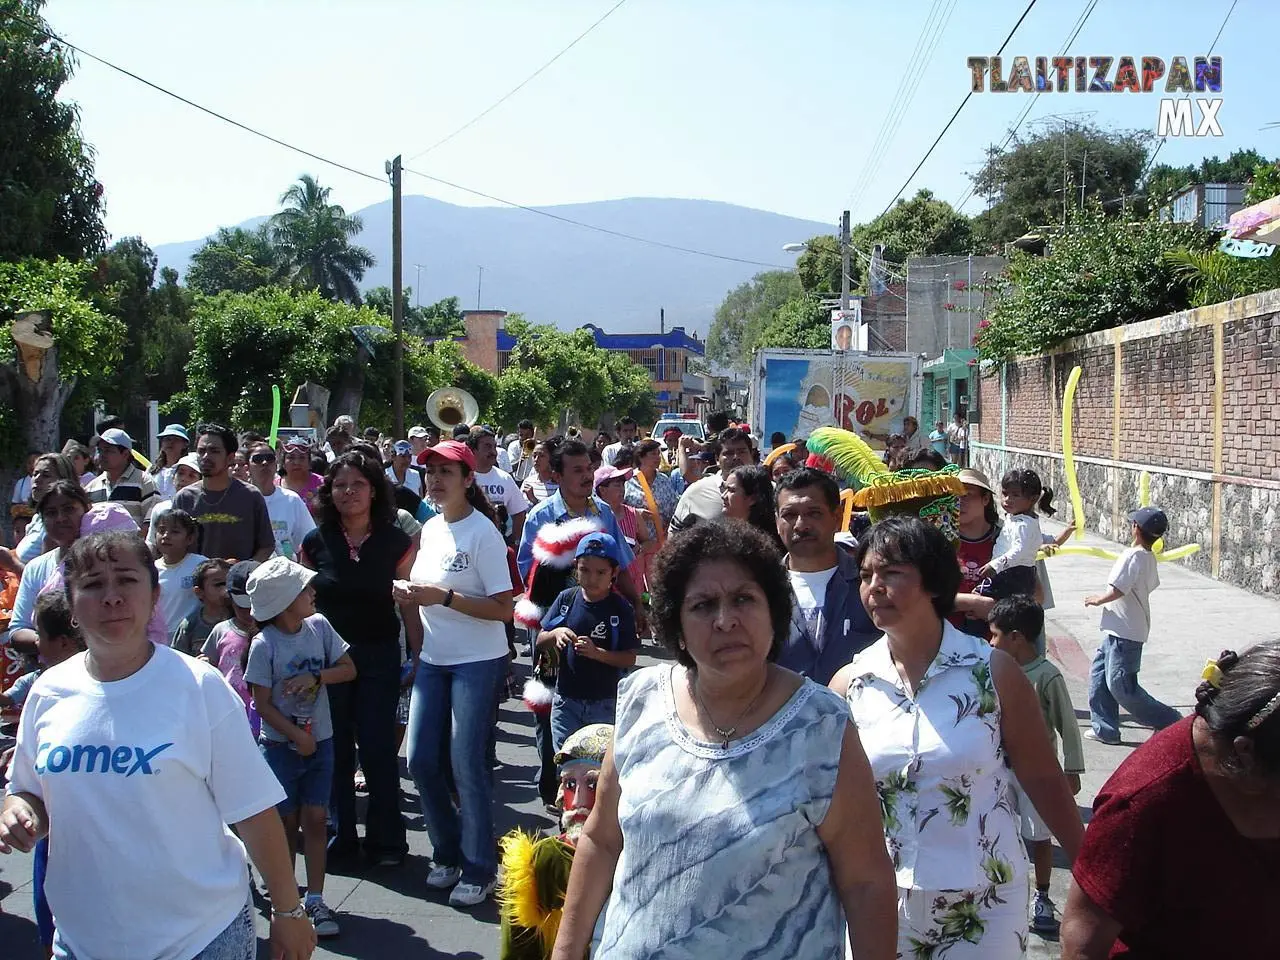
153, 509, 207, 638
977, 468, 1055, 599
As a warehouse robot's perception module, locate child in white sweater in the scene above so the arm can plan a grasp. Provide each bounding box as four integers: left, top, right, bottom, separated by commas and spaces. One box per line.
977, 468, 1055, 599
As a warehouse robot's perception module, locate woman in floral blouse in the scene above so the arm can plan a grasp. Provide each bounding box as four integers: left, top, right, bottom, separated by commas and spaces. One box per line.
830, 517, 1083, 959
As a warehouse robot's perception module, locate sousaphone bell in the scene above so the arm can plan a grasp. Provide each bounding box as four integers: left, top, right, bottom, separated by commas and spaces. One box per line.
426, 386, 479, 431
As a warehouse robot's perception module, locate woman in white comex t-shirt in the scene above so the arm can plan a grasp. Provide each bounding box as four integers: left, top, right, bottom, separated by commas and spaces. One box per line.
393, 440, 514, 908
0, 530, 317, 960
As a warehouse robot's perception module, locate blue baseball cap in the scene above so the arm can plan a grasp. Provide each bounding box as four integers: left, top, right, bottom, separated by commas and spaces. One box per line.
575, 532, 620, 564
1128, 506, 1169, 538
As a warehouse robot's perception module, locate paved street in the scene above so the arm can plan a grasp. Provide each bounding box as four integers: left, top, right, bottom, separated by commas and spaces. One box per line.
3, 519, 1278, 958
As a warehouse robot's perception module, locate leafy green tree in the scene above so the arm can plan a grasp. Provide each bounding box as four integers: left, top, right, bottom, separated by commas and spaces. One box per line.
853, 189, 973, 267
363, 288, 466, 338
706, 270, 803, 374
756, 295, 830, 351
491, 366, 557, 431
173, 287, 385, 427
186, 226, 281, 296
0, 258, 125, 466
269, 175, 375, 304
975, 204, 1213, 362
795, 235, 847, 295
971, 125, 1151, 247
0, 0, 107, 262
1245, 160, 1280, 204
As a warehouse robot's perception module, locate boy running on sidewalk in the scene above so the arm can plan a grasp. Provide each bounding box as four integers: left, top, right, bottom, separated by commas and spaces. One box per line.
1084, 506, 1181, 744
988, 595, 1084, 935
245, 556, 356, 938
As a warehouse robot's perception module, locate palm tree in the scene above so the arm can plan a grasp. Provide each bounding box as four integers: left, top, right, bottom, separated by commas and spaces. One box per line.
269, 174, 375, 304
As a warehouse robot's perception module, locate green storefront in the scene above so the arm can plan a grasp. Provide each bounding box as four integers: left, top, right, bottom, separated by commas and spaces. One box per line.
920, 348, 978, 431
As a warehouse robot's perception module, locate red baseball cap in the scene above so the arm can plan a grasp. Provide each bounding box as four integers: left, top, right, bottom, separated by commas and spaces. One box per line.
422, 439, 476, 471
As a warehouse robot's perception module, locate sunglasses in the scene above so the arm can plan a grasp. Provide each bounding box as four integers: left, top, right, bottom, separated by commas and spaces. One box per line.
250, 452, 276, 464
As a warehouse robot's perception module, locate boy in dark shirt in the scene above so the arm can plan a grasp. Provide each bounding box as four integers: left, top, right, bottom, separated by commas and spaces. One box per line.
537, 532, 639, 752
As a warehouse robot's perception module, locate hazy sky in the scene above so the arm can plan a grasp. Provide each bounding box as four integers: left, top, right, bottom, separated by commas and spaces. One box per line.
46, 0, 1268, 248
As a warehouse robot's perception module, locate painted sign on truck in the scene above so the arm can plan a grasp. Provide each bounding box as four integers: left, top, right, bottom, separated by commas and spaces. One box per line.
751, 348, 920, 450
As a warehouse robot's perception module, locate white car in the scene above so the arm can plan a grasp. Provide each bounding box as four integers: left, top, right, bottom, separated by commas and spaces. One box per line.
651, 418, 705, 445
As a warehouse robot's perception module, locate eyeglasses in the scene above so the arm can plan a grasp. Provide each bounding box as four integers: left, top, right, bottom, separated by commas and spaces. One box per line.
249, 452, 276, 464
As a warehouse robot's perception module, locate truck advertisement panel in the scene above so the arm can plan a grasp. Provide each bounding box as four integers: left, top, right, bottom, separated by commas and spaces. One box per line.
754, 350, 917, 448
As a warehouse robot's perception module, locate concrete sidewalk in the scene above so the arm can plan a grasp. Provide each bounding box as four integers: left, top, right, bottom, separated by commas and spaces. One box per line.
1026, 518, 1280, 957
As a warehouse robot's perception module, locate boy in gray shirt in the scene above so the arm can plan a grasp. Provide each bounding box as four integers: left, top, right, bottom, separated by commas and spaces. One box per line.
244, 556, 355, 937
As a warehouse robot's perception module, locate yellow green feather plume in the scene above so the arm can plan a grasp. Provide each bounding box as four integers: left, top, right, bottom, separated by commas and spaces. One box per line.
805, 427, 891, 488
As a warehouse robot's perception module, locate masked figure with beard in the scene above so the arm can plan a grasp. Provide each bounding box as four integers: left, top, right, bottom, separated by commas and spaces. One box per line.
496, 724, 612, 960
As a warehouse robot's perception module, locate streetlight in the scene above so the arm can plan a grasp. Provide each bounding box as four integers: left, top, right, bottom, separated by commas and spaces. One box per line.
413, 264, 428, 308
782, 242, 807, 253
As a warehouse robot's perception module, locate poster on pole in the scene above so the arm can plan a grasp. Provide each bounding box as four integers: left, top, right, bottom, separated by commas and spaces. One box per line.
830, 301, 862, 350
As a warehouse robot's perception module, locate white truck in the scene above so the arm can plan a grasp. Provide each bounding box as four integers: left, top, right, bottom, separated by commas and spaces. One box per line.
749, 347, 922, 448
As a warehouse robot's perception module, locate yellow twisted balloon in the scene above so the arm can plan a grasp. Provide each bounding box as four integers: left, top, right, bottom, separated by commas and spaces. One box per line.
1048, 367, 1199, 565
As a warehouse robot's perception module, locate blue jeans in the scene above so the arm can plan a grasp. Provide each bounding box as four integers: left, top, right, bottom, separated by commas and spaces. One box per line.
406, 655, 506, 884
261, 737, 335, 814
54, 894, 254, 959
1088, 634, 1181, 741
550, 694, 618, 753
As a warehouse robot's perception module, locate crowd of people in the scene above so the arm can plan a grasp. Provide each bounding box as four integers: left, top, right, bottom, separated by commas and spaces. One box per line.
0, 407, 1276, 960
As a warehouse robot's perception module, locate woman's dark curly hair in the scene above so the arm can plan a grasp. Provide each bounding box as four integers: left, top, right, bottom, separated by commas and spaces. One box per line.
649, 518, 792, 670
318, 451, 397, 530
853, 515, 961, 620
63, 531, 160, 605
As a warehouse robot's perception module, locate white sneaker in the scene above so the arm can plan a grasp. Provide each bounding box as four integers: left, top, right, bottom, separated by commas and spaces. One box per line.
425, 865, 462, 889
449, 878, 496, 907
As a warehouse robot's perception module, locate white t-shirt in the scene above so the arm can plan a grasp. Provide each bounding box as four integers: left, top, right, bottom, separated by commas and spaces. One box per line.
155, 553, 207, 637
411, 509, 513, 666
386, 463, 424, 498
474, 466, 530, 518
789, 566, 838, 652
496, 447, 513, 473
602, 440, 635, 467
8, 646, 285, 960
1100, 546, 1160, 643
261, 486, 316, 560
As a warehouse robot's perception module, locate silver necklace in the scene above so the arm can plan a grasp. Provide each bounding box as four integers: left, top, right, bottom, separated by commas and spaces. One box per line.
688, 670, 770, 749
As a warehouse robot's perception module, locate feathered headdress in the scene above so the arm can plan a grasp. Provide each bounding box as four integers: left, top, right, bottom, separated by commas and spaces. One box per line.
805, 426, 965, 541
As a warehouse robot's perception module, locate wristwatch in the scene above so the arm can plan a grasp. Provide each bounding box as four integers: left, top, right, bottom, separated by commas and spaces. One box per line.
272, 901, 307, 921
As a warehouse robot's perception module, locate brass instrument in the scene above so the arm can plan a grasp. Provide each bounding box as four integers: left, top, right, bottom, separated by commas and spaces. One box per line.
521, 437, 537, 457
426, 387, 479, 431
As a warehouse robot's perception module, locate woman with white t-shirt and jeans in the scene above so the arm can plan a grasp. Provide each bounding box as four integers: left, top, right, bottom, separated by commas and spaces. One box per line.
393, 440, 514, 907
0, 530, 315, 960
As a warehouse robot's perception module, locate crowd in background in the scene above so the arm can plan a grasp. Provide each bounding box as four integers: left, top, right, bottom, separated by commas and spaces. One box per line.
0, 404, 1276, 960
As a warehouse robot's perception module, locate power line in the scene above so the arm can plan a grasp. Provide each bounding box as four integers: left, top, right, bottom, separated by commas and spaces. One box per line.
405, 0, 629, 162
402, 165, 791, 269
1138, 0, 1238, 187
846, 0, 955, 215
876, 0, 1039, 219
7, 10, 385, 185
954, 0, 1099, 212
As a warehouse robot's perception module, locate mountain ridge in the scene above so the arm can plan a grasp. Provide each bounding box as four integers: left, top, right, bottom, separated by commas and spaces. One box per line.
152, 195, 830, 335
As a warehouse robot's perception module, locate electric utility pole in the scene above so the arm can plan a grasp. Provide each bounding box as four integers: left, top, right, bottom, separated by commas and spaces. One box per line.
387, 155, 404, 439
840, 209, 851, 313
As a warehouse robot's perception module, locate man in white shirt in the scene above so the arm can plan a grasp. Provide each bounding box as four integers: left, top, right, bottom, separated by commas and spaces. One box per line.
386, 440, 425, 498
246, 440, 315, 561
773, 466, 878, 685
467, 426, 530, 544
602, 417, 638, 467
507, 419, 535, 483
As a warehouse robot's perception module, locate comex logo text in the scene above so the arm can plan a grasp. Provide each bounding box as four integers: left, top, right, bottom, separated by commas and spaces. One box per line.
35, 741, 174, 777
968, 55, 1223, 138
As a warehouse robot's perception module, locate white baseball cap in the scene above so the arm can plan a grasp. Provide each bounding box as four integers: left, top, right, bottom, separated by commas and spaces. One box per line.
98, 427, 134, 450
246, 555, 316, 622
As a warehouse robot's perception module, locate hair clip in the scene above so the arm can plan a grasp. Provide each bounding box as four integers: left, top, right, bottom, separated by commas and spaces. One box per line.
1200, 659, 1225, 690
1246, 691, 1280, 733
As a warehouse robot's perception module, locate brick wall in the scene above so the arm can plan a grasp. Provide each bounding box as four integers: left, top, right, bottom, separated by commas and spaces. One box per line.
971, 289, 1280, 596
